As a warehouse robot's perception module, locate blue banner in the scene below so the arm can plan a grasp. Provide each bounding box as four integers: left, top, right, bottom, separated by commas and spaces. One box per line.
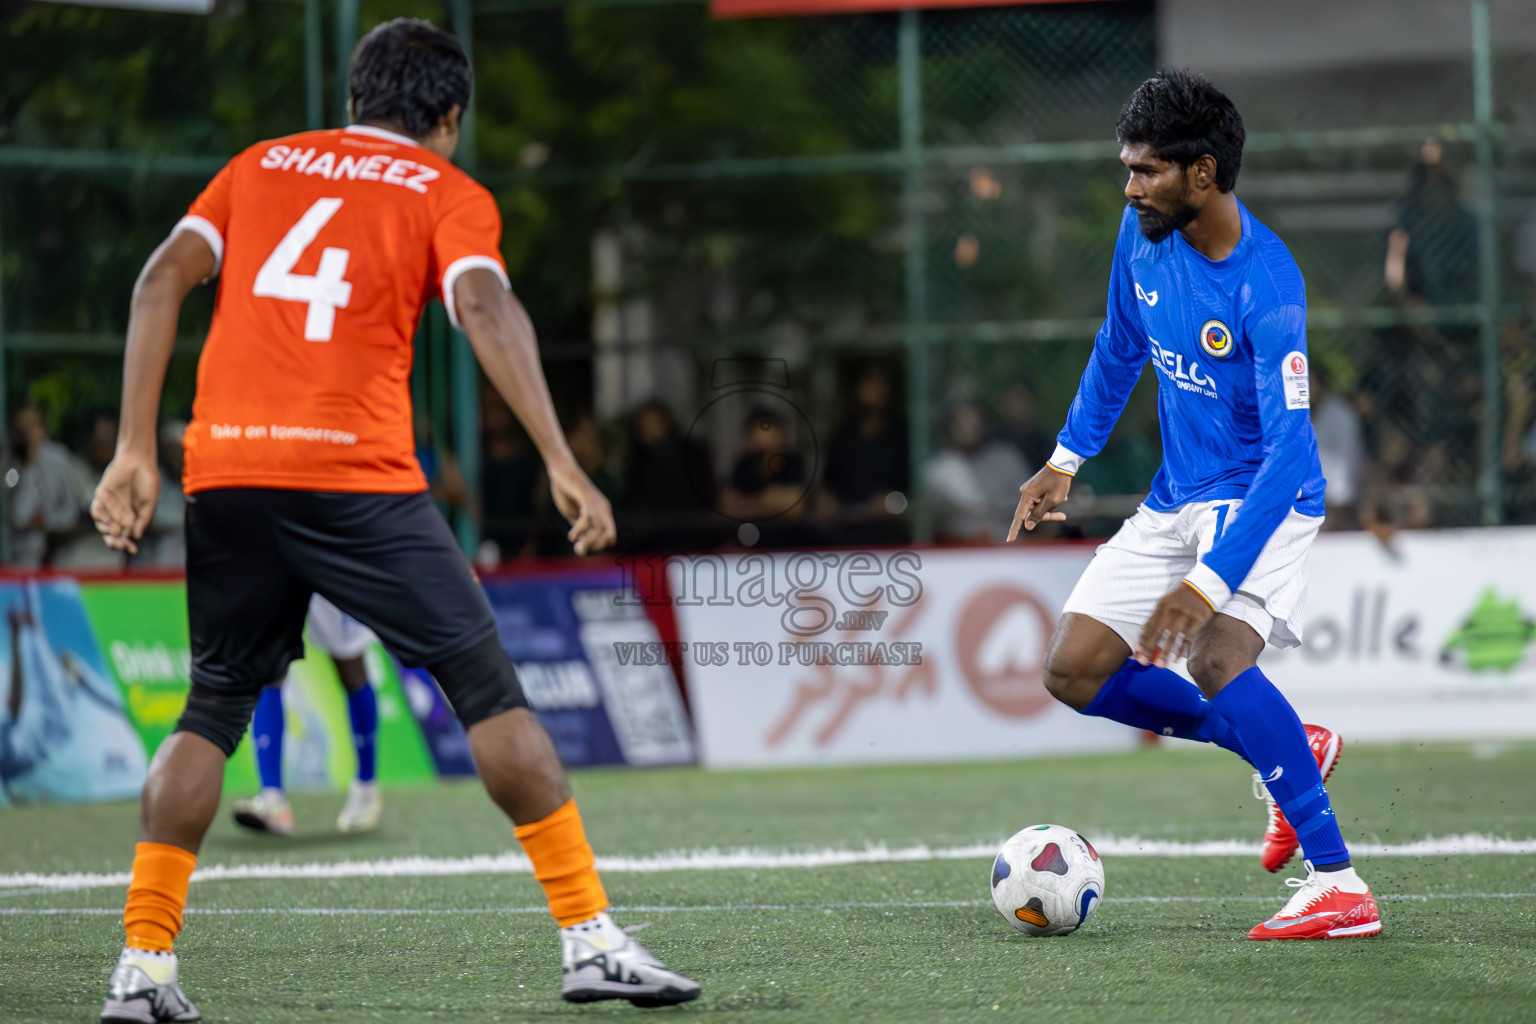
474, 570, 695, 769
0, 580, 147, 805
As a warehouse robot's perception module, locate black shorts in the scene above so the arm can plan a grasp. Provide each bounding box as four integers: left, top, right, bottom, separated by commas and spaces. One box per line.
185, 488, 498, 694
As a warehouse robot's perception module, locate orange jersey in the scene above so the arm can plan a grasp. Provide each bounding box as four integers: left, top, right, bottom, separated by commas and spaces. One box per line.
177, 125, 508, 495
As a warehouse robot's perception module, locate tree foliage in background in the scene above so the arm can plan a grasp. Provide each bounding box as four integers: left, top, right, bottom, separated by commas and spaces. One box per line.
1, 0, 1152, 444
3, 0, 314, 427
470, 6, 907, 342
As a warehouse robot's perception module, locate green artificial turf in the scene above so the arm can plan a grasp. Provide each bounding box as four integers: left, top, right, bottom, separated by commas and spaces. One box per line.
2, 742, 1534, 1023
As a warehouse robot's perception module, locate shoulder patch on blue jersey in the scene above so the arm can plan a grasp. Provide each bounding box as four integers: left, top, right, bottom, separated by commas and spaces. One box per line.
1199, 319, 1234, 359
1282, 351, 1310, 409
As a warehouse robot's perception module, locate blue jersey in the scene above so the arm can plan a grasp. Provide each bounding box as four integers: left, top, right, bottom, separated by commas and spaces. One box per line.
1050, 201, 1325, 603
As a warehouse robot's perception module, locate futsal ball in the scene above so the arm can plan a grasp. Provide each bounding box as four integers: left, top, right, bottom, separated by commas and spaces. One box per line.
989, 824, 1105, 936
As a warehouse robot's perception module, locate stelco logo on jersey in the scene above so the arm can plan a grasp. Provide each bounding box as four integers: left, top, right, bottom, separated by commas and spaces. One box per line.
1199, 319, 1235, 359
1147, 336, 1218, 399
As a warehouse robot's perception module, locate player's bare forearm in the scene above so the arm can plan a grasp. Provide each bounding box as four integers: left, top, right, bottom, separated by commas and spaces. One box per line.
119, 230, 214, 453
92, 229, 213, 554
455, 269, 577, 473
456, 268, 615, 554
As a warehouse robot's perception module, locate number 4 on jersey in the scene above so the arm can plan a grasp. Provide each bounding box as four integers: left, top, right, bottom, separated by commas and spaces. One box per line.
253, 197, 353, 341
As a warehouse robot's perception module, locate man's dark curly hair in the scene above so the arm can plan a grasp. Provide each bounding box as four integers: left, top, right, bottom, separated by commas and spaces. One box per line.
1116, 69, 1245, 193
349, 18, 471, 139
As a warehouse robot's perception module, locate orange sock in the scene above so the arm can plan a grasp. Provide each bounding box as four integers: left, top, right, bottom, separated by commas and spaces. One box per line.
514, 799, 609, 927
123, 842, 197, 953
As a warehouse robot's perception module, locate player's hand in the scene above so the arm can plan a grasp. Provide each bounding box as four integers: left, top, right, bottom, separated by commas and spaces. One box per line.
548, 461, 616, 556
1007, 466, 1071, 541
90, 449, 160, 555
1135, 585, 1215, 668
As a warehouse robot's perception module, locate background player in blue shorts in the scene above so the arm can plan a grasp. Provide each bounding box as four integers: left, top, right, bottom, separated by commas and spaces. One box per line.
1010, 70, 1380, 940
231, 595, 385, 836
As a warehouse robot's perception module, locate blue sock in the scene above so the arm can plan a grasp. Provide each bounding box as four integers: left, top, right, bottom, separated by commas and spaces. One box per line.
346, 683, 378, 784
253, 685, 285, 791
1082, 660, 1251, 765
1211, 667, 1349, 868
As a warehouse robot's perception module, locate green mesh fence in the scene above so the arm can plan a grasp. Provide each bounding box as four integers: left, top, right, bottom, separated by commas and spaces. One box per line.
3, 0, 1534, 560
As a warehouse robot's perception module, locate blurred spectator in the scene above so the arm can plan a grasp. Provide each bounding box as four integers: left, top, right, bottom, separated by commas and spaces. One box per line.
1502, 320, 1536, 524
1310, 365, 1365, 531
68, 410, 118, 501
923, 399, 1031, 543
1502, 320, 1536, 469
569, 412, 621, 497
129, 420, 188, 568
415, 415, 471, 513
1370, 143, 1486, 485
823, 363, 908, 517
622, 400, 718, 551
1515, 213, 1536, 300
1356, 312, 1478, 520
532, 411, 621, 557
480, 397, 541, 562
1383, 139, 1477, 307
7, 401, 85, 569
55, 410, 126, 570
999, 381, 1054, 471
1359, 427, 1432, 543
721, 405, 808, 523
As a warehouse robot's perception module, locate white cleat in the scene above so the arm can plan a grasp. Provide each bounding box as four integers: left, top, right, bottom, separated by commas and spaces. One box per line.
100, 948, 201, 1023
231, 788, 294, 835
561, 911, 701, 1007
336, 780, 383, 833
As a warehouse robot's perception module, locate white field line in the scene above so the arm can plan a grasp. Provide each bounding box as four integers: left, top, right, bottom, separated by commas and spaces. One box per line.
2, 833, 1533, 893
3, 891, 1535, 917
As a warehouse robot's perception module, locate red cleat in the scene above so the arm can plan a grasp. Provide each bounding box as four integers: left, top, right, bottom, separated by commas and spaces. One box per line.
1254, 724, 1343, 873
1248, 861, 1381, 940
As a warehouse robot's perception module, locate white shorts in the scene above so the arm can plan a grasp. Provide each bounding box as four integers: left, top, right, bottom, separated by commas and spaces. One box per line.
1062, 499, 1322, 652
306, 594, 378, 660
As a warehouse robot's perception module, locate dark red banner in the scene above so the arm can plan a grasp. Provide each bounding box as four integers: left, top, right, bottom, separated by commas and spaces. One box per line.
712, 0, 1105, 19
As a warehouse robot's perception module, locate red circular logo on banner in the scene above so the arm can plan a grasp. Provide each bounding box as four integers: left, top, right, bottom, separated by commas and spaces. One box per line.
954, 585, 1056, 718
1290, 354, 1306, 375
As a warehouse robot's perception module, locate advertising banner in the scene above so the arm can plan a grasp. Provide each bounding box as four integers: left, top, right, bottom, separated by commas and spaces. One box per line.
1, 567, 695, 807
482, 570, 697, 768
275, 643, 439, 790
77, 581, 194, 770
673, 528, 1536, 767
8, 526, 1531, 798
1259, 528, 1536, 741
0, 580, 147, 805
81, 580, 443, 794
666, 548, 1137, 767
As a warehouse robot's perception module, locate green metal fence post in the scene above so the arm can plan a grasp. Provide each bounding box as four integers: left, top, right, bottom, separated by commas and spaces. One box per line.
0, 171, 9, 564
449, 0, 482, 556
1472, 0, 1502, 525
899, 7, 931, 543
304, 0, 324, 129
335, 0, 360, 124
431, 306, 451, 488
450, 0, 479, 167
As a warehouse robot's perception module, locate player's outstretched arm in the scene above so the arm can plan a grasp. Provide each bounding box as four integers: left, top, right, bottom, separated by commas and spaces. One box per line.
1006, 465, 1071, 542
92, 230, 215, 554
454, 268, 615, 555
